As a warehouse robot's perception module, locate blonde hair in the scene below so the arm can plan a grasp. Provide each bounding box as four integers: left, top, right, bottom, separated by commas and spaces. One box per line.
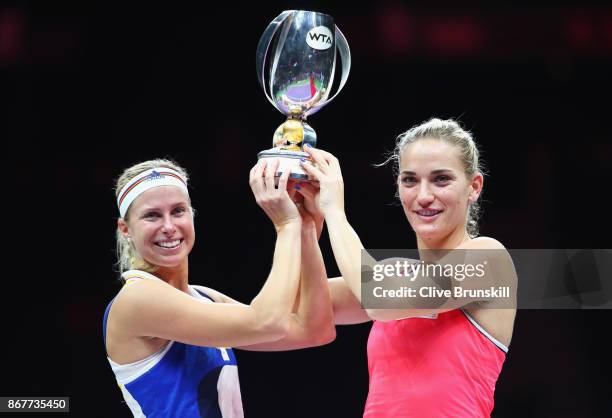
385, 118, 485, 238
114, 159, 191, 277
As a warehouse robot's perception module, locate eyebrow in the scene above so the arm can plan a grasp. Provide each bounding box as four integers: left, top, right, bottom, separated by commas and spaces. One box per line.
400, 169, 454, 176
139, 202, 188, 212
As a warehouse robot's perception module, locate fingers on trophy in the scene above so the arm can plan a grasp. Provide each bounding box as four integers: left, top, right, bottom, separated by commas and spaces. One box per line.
256, 10, 351, 183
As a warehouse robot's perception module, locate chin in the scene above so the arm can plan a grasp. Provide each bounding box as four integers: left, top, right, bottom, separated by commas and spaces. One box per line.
164, 254, 189, 266
146, 253, 188, 269
413, 224, 445, 240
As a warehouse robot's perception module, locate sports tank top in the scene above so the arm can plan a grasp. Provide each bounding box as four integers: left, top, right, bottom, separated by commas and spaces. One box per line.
364, 309, 508, 418
102, 270, 243, 418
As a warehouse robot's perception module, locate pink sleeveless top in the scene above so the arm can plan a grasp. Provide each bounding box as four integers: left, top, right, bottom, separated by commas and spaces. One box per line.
364, 309, 507, 418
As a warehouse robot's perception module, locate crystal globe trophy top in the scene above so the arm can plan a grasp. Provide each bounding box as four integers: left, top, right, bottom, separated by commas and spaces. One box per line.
256, 10, 351, 180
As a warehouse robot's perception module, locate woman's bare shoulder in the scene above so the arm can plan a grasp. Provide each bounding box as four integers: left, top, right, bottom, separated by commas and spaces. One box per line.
462, 236, 506, 250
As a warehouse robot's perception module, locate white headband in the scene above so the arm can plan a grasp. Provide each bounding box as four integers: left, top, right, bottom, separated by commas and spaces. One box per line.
117, 167, 189, 218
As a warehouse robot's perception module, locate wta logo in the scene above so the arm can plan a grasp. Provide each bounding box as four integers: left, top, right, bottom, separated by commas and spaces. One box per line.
306, 26, 333, 50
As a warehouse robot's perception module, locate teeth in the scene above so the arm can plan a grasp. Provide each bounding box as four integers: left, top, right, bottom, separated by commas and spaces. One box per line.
419, 210, 440, 216
157, 240, 180, 248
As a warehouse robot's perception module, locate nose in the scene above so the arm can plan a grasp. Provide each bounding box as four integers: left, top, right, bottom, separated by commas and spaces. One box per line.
416, 181, 435, 207
161, 214, 176, 235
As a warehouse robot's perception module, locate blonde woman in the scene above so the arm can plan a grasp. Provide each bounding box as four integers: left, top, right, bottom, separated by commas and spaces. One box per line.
298, 118, 517, 417
103, 158, 334, 417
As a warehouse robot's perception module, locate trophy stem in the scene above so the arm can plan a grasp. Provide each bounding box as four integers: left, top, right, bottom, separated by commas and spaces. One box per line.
272, 119, 317, 151
257, 119, 318, 182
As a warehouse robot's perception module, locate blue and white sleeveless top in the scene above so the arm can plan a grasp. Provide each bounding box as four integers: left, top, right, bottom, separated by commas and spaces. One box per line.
103, 270, 244, 418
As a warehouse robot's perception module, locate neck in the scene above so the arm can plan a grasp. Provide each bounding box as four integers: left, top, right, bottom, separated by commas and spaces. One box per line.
155, 259, 190, 293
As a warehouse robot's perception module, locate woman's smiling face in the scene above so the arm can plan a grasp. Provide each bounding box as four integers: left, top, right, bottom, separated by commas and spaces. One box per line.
398, 138, 482, 245
119, 186, 195, 269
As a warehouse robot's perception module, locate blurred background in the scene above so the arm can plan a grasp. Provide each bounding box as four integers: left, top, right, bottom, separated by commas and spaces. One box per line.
3, 0, 611, 416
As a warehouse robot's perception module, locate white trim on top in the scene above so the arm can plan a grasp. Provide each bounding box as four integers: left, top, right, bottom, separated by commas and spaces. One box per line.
461, 309, 509, 353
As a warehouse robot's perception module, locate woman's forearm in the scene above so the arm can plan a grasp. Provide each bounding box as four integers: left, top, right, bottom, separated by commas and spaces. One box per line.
325, 210, 371, 303
237, 222, 335, 351
294, 224, 335, 344
250, 221, 302, 336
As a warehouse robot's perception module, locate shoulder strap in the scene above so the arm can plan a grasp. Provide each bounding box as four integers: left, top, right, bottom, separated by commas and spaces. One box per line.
102, 297, 117, 346
193, 288, 216, 302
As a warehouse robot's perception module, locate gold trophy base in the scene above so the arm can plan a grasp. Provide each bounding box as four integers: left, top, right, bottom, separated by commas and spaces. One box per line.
257, 148, 311, 182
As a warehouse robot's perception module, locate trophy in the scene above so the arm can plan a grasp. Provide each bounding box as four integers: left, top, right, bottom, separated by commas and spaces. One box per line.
256, 10, 351, 180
